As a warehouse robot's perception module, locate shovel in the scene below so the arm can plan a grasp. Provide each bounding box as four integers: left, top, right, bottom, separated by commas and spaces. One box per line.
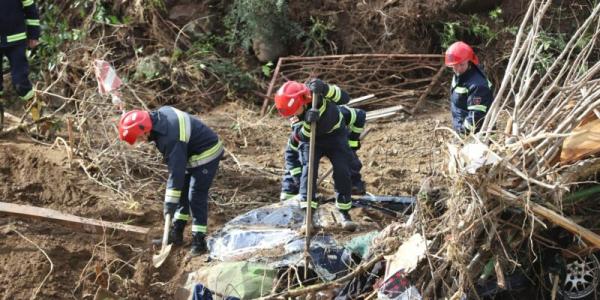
152, 213, 172, 268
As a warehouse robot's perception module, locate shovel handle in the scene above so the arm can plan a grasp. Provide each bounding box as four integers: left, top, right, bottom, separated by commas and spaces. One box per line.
160, 214, 172, 251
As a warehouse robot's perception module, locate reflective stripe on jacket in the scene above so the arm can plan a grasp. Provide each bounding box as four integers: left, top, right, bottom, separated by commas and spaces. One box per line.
149, 106, 222, 205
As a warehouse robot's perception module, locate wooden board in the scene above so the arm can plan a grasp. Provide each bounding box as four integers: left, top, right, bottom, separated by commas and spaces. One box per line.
561, 118, 600, 164
0, 202, 149, 241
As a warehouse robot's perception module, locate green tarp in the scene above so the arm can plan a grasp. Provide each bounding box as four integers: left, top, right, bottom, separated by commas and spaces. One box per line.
189, 261, 276, 299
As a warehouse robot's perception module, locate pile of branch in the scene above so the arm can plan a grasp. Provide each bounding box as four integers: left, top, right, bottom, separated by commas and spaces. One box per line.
407, 1, 600, 298
269, 2, 600, 298
262, 54, 445, 114
5, 1, 238, 202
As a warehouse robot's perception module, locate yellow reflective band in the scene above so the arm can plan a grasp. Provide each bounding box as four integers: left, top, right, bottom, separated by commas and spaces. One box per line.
166, 189, 181, 197
20, 89, 34, 101
300, 201, 319, 209
288, 140, 299, 151
327, 112, 343, 133
191, 225, 207, 233
290, 167, 302, 176
326, 85, 335, 98
454, 87, 469, 94
188, 140, 223, 167
174, 212, 190, 221
318, 100, 327, 116
348, 107, 357, 126
7, 32, 27, 43
26, 19, 40, 26
348, 140, 359, 148
22, 0, 34, 6
165, 189, 181, 203
332, 86, 341, 102
280, 192, 297, 200
171, 107, 191, 142
336, 201, 352, 210
301, 127, 310, 138
350, 125, 364, 134
468, 105, 487, 112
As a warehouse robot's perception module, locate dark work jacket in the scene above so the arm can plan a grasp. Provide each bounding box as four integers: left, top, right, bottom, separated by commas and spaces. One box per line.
149, 106, 222, 204
0, 0, 40, 47
450, 63, 494, 133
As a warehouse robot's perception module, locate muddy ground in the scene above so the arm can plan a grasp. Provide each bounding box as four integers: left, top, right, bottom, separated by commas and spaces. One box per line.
0, 99, 449, 299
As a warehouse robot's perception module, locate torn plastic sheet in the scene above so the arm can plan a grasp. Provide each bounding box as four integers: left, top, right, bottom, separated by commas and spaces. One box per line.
209, 227, 352, 281
226, 200, 305, 229
208, 227, 298, 262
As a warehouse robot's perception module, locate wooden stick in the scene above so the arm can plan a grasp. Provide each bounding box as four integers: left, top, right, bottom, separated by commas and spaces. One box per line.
0, 202, 149, 240
411, 64, 445, 115
488, 185, 600, 249
261, 57, 284, 116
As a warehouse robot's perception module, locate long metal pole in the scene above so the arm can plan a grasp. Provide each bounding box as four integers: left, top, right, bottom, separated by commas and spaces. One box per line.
303, 92, 319, 277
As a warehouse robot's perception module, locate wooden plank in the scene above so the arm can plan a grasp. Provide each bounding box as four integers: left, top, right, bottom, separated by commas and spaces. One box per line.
0, 202, 149, 240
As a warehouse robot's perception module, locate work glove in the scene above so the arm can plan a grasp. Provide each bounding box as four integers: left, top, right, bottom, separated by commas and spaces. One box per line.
164, 202, 178, 217
306, 78, 329, 95
305, 108, 320, 123
292, 175, 301, 186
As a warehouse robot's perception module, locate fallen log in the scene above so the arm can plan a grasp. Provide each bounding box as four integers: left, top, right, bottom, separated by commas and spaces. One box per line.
0, 202, 149, 241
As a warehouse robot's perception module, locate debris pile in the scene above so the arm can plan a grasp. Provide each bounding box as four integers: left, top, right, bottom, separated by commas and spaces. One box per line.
396, 1, 600, 299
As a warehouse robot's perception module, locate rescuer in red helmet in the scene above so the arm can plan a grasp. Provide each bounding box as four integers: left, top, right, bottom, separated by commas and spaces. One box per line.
445, 41, 494, 134
118, 106, 223, 256
274, 79, 357, 230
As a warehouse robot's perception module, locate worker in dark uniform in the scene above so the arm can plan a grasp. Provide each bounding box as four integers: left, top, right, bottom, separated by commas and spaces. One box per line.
274, 79, 356, 230
118, 106, 223, 256
445, 41, 494, 134
0, 0, 41, 130
280, 105, 366, 201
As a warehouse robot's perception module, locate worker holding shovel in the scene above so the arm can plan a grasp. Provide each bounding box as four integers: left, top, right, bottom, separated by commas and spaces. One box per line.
280, 105, 367, 201
274, 79, 356, 230
118, 106, 223, 258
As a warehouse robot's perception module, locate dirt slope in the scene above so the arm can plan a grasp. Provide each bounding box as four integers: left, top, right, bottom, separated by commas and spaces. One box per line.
0, 100, 450, 299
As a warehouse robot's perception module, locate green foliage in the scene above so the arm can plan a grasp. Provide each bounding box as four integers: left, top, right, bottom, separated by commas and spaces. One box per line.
300, 16, 335, 56
201, 58, 256, 94
439, 7, 504, 49
535, 31, 568, 72
262, 62, 274, 77
224, 0, 298, 52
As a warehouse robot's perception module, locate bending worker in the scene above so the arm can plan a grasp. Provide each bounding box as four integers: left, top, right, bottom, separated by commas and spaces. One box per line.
118, 106, 223, 256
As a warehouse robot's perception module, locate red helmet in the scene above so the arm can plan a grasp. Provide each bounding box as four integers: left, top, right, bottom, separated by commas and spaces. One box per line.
445, 41, 479, 66
274, 81, 311, 117
118, 110, 152, 145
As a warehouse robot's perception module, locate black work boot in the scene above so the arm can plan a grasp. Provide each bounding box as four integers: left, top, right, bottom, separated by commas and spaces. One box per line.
152, 221, 185, 246
351, 181, 366, 196
189, 232, 208, 257
340, 210, 357, 231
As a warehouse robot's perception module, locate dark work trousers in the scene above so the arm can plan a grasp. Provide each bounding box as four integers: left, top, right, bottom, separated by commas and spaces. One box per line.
173, 152, 222, 234
298, 127, 353, 211
349, 150, 363, 189
0, 42, 33, 99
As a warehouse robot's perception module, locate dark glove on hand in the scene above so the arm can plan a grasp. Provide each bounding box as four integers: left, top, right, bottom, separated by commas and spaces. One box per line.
306, 108, 320, 123
306, 78, 329, 95
292, 175, 301, 186
164, 202, 178, 217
